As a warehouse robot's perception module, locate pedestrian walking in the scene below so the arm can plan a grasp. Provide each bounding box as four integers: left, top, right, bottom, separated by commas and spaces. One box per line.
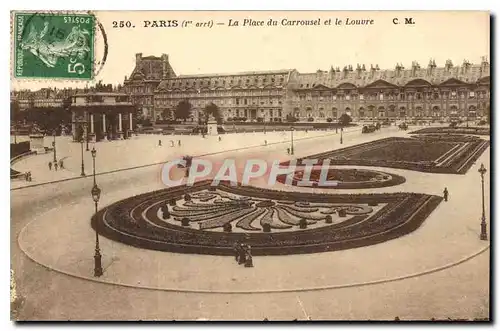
170, 140, 174, 147
264, 140, 267, 146
178, 140, 181, 147
233, 242, 240, 263
287, 147, 290, 155
443, 187, 449, 202
238, 243, 247, 265
48, 161, 52, 171
218, 136, 222, 142
59, 159, 64, 169
158, 139, 162, 146
54, 162, 58, 171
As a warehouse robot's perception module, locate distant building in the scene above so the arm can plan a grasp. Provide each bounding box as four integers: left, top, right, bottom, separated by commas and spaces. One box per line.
155, 69, 291, 123
288, 59, 490, 122
70, 92, 135, 142
123, 53, 176, 120
12, 55, 491, 125
123, 54, 490, 123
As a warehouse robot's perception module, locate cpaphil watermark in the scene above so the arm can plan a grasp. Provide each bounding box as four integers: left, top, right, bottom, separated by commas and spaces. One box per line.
160, 157, 339, 187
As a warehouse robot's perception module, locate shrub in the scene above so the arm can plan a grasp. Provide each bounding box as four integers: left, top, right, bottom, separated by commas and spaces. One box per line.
307, 117, 314, 122
338, 209, 347, 217
339, 114, 353, 126
181, 218, 190, 226
325, 215, 333, 224
223, 223, 232, 233
326, 118, 333, 123
368, 202, 378, 206
262, 223, 271, 232
169, 199, 177, 206
184, 194, 191, 201
299, 218, 307, 229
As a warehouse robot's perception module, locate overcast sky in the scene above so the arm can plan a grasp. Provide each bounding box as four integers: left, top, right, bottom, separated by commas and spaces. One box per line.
11, 10, 490, 90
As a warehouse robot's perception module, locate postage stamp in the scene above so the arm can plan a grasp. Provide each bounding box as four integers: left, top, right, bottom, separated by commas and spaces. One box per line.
13, 12, 95, 80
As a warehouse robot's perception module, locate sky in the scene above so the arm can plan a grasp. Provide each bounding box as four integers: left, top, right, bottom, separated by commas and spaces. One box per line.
11, 10, 490, 91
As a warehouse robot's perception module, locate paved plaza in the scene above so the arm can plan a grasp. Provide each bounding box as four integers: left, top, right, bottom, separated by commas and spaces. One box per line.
10, 125, 490, 320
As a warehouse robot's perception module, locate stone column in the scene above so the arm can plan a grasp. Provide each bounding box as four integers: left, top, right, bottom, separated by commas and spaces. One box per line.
89, 113, 96, 142
90, 113, 95, 133
129, 113, 133, 133
118, 113, 124, 139
102, 114, 107, 141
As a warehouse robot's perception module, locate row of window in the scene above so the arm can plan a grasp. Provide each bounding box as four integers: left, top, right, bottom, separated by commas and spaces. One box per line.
162, 76, 286, 88
155, 98, 283, 107
156, 89, 283, 97
294, 90, 489, 101
294, 105, 479, 112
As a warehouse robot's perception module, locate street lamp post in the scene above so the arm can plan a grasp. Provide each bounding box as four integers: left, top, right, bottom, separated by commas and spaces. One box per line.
52, 130, 57, 164
84, 122, 89, 151
478, 163, 488, 240
80, 136, 86, 177
91, 147, 103, 277
340, 126, 343, 144
290, 126, 295, 155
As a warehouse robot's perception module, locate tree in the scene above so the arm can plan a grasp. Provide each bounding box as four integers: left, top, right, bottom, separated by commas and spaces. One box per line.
10, 100, 20, 123
204, 102, 223, 124
338, 113, 352, 126
286, 114, 298, 122
174, 100, 192, 122
161, 108, 171, 121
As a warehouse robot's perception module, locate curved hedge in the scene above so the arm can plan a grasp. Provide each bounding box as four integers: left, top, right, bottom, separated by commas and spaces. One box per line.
276, 168, 406, 189
92, 181, 442, 256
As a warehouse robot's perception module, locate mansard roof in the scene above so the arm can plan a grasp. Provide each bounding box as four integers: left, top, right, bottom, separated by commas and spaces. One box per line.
293, 61, 490, 90
156, 69, 292, 92
177, 69, 292, 78
128, 56, 176, 82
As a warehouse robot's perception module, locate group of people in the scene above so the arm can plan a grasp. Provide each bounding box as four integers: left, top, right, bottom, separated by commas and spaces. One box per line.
158, 140, 182, 147
233, 242, 253, 267
48, 159, 64, 171
24, 171, 32, 182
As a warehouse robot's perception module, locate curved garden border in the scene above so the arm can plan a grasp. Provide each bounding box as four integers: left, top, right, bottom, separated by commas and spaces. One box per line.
410, 127, 490, 136
276, 168, 406, 189
93, 180, 442, 256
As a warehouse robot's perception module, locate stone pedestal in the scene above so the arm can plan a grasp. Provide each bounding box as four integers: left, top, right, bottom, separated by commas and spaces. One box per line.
29, 134, 45, 154
207, 119, 218, 136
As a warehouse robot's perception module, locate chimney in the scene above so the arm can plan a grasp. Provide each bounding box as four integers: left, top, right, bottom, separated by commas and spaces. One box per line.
161, 53, 169, 79
135, 53, 142, 65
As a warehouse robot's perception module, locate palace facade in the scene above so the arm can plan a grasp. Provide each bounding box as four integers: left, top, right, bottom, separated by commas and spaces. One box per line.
123, 54, 490, 123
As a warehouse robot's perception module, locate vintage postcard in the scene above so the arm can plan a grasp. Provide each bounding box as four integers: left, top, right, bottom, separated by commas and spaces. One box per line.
10, 10, 490, 321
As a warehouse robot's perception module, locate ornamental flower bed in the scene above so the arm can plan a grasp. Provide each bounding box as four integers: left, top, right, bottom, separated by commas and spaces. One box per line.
281, 136, 489, 175
92, 181, 443, 256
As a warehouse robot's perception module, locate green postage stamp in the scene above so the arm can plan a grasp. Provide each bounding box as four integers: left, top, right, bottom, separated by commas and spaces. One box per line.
13, 12, 95, 80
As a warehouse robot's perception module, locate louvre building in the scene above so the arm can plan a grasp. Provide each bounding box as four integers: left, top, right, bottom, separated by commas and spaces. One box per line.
123, 53, 490, 123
